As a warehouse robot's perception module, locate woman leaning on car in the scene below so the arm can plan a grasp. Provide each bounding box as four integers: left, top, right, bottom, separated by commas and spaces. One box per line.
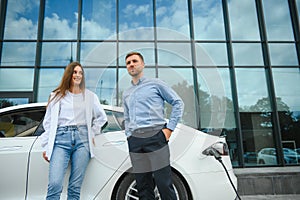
39, 61, 107, 200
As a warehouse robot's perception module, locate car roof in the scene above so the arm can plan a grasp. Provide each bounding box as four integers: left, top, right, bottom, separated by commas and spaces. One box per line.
0, 102, 124, 113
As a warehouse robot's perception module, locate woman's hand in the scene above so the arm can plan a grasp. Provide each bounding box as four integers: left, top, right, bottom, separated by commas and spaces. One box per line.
42, 151, 49, 162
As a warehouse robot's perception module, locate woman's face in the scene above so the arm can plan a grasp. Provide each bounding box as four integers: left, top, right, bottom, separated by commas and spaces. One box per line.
71, 65, 83, 87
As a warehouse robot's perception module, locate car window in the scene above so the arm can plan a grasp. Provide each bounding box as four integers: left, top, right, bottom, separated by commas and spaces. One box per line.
34, 109, 124, 136
0, 109, 45, 137
102, 110, 124, 133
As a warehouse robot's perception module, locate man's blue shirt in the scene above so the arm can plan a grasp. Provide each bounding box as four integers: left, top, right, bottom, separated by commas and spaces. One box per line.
122, 77, 184, 137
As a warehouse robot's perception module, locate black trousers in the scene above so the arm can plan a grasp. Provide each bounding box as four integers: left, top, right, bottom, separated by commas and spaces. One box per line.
127, 129, 177, 200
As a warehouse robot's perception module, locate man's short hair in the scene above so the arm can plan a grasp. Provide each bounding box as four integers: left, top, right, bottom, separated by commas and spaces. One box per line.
125, 52, 144, 62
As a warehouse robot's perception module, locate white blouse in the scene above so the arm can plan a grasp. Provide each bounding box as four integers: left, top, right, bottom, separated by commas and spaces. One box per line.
58, 91, 86, 126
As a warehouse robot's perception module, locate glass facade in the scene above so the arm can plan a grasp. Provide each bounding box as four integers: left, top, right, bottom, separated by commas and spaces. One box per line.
0, 0, 299, 168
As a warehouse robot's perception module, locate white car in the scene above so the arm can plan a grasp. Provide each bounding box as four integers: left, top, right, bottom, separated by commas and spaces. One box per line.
0, 103, 238, 200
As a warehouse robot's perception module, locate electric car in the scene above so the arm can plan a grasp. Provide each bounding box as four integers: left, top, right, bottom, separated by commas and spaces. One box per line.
0, 102, 238, 199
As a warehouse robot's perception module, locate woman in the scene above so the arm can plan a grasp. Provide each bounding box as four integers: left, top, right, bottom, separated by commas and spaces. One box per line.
39, 62, 107, 199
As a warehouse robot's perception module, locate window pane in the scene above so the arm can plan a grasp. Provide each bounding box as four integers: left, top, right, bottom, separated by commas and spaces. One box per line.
195, 43, 228, 66
85, 68, 116, 105
81, 42, 116, 66
0, 98, 29, 108
41, 42, 76, 66
1, 42, 36, 66
0, 69, 34, 91
159, 68, 197, 128
156, 0, 190, 40
228, 0, 260, 40
269, 44, 298, 66
118, 43, 155, 66
197, 68, 233, 129
4, 0, 39, 39
298, 0, 300, 18
119, 0, 154, 40
157, 43, 192, 66
262, 0, 294, 41
37, 68, 64, 102
82, 0, 116, 40
236, 68, 276, 166
43, 0, 78, 39
192, 0, 225, 40
273, 68, 300, 165
232, 43, 263, 66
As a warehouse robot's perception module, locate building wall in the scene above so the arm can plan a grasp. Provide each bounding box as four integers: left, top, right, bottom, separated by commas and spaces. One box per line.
0, 0, 300, 168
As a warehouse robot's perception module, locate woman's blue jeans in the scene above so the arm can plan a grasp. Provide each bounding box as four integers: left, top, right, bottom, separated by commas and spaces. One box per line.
46, 125, 90, 200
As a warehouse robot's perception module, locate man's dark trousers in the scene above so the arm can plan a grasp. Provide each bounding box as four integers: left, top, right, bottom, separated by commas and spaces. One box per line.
127, 128, 177, 200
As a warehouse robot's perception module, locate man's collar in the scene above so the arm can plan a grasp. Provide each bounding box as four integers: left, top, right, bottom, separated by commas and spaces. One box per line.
131, 76, 146, 86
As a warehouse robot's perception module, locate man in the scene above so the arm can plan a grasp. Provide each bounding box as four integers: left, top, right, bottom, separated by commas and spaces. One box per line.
122, 52, 184, 200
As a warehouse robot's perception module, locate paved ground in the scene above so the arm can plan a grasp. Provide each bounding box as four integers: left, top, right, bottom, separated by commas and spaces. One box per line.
240, 194, 300, 200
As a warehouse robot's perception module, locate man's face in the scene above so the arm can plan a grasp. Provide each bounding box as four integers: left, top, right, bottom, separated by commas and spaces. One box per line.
125, 54, 144, 77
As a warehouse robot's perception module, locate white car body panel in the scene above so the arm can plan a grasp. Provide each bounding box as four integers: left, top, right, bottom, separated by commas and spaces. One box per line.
0, 103, 237, 200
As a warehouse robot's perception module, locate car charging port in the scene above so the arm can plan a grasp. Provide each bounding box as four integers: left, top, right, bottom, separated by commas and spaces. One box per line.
202, 143, 241, 200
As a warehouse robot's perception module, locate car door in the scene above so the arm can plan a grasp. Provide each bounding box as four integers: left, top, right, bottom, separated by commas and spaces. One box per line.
0, 137, 38, 200
0, 105, 46, 199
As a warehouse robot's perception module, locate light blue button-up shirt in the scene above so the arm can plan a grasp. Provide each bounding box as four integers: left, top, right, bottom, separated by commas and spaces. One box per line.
122, 77, 184, 137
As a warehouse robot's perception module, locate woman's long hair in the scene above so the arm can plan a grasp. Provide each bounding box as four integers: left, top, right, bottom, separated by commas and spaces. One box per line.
48, 62, 86, 105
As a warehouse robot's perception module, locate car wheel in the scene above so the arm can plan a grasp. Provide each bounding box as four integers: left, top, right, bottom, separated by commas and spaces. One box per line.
258, 159, 265, 164
112, 172, 189, 200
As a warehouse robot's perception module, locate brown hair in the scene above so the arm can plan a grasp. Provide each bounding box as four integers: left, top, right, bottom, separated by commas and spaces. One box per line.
48, 62, 85, 104
125, 52, 144, 62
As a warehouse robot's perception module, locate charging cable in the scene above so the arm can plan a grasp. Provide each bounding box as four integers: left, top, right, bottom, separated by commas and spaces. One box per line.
207, 148, 242, 200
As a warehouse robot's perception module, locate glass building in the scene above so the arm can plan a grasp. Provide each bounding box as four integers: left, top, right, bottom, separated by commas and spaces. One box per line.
0, 0, 300, 168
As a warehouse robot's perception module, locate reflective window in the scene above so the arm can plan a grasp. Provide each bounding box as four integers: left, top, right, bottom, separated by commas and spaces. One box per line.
192, 0, 225, 40
262, 0, 294, 41
1, 42, 36, 66
119, 0, 154, 40
273, 68, 300, 165
158, 68, 196, 128
232, 43, 264, 66
118, 43, 155, 66
41, 42, 76, 66
37, 68, 64, 102
81, 42, 116, 66
85, 68, 116, 106
156, 0, 190, 40
0, 68, 34, 91
82, 0, 116, 40
298, 0, 300, 19
269, 43, 298, 66
236, 68, 276, 166
228, 0, 260, 40
0, 98, 29, 109
195, 43, 228, 66
157, 43, 192, 66
4, 0, 39, 39
197, 68, 234, 129
43, 0, 77, 39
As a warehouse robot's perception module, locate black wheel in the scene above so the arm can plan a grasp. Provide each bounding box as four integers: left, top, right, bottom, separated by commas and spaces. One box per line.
258, 159, 265, 164
112, 172, 190, 200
